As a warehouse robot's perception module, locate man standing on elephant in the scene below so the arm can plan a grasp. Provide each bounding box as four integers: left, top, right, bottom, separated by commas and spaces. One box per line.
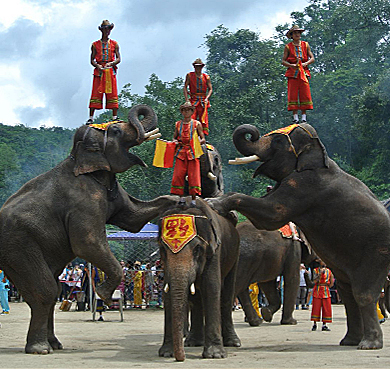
171, 102, 205, 207
87, 20, 121, 124
183, 58, 213, 136
282, 25, 314, 124
311, 259, 334, 331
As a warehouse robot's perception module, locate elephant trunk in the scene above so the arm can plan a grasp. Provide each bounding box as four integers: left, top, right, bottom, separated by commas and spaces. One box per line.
128, 104, 158, 145
170, 284, 188, 361
233, 124, 260, 157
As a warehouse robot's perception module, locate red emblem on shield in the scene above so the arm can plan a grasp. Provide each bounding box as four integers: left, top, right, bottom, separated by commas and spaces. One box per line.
161, 214, 197, 253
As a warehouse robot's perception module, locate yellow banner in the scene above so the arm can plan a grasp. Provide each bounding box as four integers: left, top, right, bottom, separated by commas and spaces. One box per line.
153, 139, 176, 168
161, 214, 197, 253
192, 130, 203, 159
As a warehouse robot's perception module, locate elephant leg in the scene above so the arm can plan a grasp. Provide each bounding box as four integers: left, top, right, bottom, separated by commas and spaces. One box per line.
221, 266, 241, 347
259, 280, 281, 323
7, 256, 59, 354
238, 289, 263, 327
337, 280, 363, 346
280, 252, 300, 325
185, 292, 204, 347
201, 261, 226, 359
47, 302, 63, 350
69, 221, 122, 305
159, 290, 174, 357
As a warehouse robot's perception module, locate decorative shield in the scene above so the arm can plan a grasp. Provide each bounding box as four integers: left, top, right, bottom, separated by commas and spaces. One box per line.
161, 214, 197, 253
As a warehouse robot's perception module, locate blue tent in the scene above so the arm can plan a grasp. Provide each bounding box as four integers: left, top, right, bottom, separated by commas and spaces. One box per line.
107, 222, 159, 240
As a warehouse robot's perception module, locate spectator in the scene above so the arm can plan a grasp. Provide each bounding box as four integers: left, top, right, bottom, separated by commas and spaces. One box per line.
133, 261, 143, 308
0, 269, 10, 314
91, 267, 107, 321
296, 264, 309, 310
144, 263, 154, 308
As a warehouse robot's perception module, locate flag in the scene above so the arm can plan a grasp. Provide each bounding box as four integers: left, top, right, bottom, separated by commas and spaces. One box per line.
153, 139, 176, 168
192, 130, 204, 159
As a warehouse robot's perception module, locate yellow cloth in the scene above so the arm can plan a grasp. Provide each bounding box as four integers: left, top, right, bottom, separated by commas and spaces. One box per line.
377, 302, 384, 320
249, 283, 261, 318
133, 271, 143, 306
192, 129, 203, 159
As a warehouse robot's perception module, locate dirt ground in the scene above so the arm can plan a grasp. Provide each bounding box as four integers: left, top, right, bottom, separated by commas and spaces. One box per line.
1, 302, 390, 368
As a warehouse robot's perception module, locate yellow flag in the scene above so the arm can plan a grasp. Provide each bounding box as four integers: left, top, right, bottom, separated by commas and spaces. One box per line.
192, 130, 203, 159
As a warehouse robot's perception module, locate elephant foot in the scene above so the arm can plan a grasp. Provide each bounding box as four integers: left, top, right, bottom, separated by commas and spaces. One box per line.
339, 334, 361, 346
281, 317, 297, 325
96, 285, 113, 306
261, 307, 274, 323
184, 334, 204, 347
48, 336, 63, 350
25, 341, 53, 355
158, 343, 173, 358
357, 338, 383, 350
202, 344, 227, 359
248, 316, 263, 326
223, 334, 241, 347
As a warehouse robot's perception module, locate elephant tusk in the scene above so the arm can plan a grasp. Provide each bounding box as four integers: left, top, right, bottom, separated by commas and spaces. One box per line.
145, 133, 162, 141
190, 283, 195, 295
164, 283, 169, 293
207, 172, 217, 181
228, 155, 260, 165
144, 128, 160, 138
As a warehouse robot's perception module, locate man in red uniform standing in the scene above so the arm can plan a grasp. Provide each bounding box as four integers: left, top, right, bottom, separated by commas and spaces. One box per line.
87, 20, 121, 124
282, 25, 314, 124
171, 102, 206, 207
183, 58, 213, 136
311, 259, 334, 331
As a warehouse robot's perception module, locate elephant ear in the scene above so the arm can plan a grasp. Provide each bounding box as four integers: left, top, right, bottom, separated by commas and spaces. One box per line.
72, 127, 111, 176
293, 124, 329, 172
195, 198, 223, 256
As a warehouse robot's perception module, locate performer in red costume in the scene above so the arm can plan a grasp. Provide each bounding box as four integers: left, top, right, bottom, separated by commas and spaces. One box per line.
87, 20, 121, 124
183, 58, 213, 135
311, 259, 334, 331
282, 25, 314, 124
171, 102, 206, 207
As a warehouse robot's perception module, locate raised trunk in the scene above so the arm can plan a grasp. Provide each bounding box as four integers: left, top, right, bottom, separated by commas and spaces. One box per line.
232, 124, 260, 157
128, 104, 158, 144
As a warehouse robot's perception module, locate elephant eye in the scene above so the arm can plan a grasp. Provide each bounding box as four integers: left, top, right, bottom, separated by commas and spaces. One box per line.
110, 125, 122, 136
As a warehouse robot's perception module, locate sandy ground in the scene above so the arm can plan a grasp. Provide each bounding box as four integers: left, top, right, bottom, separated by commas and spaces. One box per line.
1, 302, 390, 368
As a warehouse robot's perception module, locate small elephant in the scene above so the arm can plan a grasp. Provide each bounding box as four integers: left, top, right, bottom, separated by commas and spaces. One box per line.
0, 105, 178, 354
235, 221, 314, 326
209, 123, 390, 349
158, 197, 240, 361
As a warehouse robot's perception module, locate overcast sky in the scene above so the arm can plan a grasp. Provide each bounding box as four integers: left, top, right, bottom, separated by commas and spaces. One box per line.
0, 0, 310, 129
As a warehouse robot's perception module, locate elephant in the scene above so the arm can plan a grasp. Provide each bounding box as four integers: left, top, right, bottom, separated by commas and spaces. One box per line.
199, 144, 224, 198
158, 197, 241, 361
235, 220, 315, 326
0, 105, 178, 354
208, 123, 390, 349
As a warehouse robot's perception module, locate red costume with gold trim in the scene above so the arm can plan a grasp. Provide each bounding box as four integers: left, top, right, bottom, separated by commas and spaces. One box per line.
89, 39, 119, 110
188, 72, 211, 135
171, 120, 201, 196
285, 41, 313, 111
311, 267, 333, 323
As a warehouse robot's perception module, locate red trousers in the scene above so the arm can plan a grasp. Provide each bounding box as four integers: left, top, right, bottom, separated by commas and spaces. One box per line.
171, 157, 201, 196
89, 74, 118, 110
287, 77, 313, 111
191, 102, 209, 135
311, 297, 332, 323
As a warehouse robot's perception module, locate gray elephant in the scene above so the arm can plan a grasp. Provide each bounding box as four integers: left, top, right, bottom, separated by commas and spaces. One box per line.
199, 144, 224, 198
209, 123, 390, 349
235, 220, 315, 326
158, 197, 240, 361
0, 105, 178, 354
